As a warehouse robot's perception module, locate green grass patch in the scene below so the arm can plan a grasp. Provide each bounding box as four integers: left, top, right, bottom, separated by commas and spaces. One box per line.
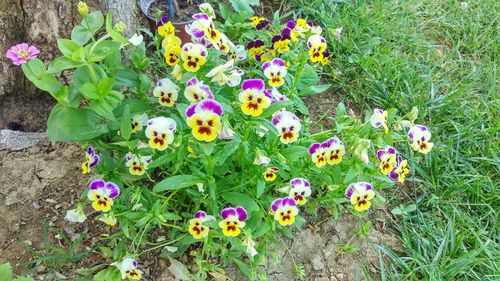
288, 0, 499, 279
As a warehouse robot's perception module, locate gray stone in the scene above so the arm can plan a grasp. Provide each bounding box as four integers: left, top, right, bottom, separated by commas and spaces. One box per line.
0, 129, 47, 151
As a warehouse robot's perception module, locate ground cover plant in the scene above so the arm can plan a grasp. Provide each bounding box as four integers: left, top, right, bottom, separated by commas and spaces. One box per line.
6, 0, 496, 280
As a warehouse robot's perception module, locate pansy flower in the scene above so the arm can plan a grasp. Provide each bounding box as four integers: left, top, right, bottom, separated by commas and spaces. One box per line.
219, 119, 235, 140
345, 182, 375, 212
289, 178, 311, 205
262, 58, 287, 88
307, 21, 323, 35
370, 108, 389, 133
213, 33, 231, 54
238, 79, 271, 117
308, 141, 330, 168
145, 117, 177, 151
408, 125, 434, 154
253, 150, 271, 165
181, 43, 208, 72
185, 99, 223, 142
377, 146, 397, 175
82, 146, 100, 174
125, 152, 152, 176
131, 113, 148, 133
188, 210, 215, 239
247, 39, 265, 61
99, 214, 117, 226
184, 77, 214, 104
307, 35, 327, 63
186, 15, 207, 41
389, 156, 410, 183
218, 206, 247, 237
113, 258, 142, 280
326, 136, 345, 165
228, 44, 247, 62
263, 167, 279, 182
163, 36, 182, 66
270, 197, 298, 226
271, 28, 292, 54
272, 111, 301, 144
87, 179, 120, 213
6, 43, 40, 66
157, 17, 175, 37
153, 78, 179, 107
250, 16, 269, 30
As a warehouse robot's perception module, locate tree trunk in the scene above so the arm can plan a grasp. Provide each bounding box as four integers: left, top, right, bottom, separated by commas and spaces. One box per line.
0, 0, 141, 130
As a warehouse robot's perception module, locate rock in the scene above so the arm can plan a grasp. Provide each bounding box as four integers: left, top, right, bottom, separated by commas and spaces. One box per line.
0, 129, 47, 151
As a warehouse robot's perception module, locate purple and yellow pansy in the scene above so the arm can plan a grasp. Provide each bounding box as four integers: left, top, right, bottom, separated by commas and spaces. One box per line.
145, 117, 177, 151
246, 39, 265, 61
82, 146, 100, 174
272, 111, 301, 144
308, 141, 330, 168
218, 206, 247, 237
345, 182, 375, 212
289, 178, 311, 205
185, 98, 223, 142
114, 258, 142, 280
270, 197, 298, 226
98, 214, 117, 226
125, 152, 152, 176
157, 17, 175, 37
377, 146, 397, 175
271, 28, 292, 54
250, 16, 269, 30
326, 136, 345, 165
87, 179, 120, 213
262, 58, 287, 87
370, 108, 389, 133
188, 210, 215, 239
263, 167, 279, 181
307, 35, 327, 63
408, 125, 434, 154
153, 78, 179, 107
389, 156, 410, 183
184, 77, 214, 103
238, 79, 272, 117
228, 44, 247, 62
181, 43, 208, 72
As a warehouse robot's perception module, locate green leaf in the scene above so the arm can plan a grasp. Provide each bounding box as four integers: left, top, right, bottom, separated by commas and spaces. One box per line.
105, 11, 129, 44
47, 104, 109, 142
120, 105, 131, 141
256, 180, 266, 198
296, 64, 319, 90
217, 141, 240, 165
281, 146, 309, 161
148, 152, 176, 169
48, 56, 82, 73
71, 25, 93, 46
80, 83, 100, 99
97, 77, 115, 97
88, 40, 120, 62
261, 100, 294, 118
13, 278, 34, 281
221, 192, 259, 212
218, 3, 231, 20
84, 11, 105, 34
153, 175, 205, 193
229, 0, 257, 16
88, 90, 122, 121
92, 267, 121, 281
21, 59, 65, 98
0, 263, 13, 281
57, 39, 81, 58
299, 84, 331, 97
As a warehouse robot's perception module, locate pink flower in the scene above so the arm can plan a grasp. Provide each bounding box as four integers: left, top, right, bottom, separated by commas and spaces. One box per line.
6, 43, 40, 65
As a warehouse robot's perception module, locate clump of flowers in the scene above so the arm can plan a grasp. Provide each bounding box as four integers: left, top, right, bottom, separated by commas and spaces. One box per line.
12, 2, 433, 279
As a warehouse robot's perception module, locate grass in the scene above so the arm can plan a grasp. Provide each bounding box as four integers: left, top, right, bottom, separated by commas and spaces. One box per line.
287, 0, 499, 280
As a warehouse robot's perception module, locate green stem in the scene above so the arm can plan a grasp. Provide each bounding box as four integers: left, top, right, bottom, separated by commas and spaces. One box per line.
137, 234, 187, 256
87, 64, 98, 84
290, 51, 308, 94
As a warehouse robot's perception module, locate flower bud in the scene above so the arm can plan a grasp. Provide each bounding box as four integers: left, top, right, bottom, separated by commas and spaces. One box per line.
409, 106, 419, 123
199, 3, 215, 18
77, 1, 89, 17
65, 205, 87, 223
114, 21, 126, 34
219, 119, 235, 140
253, 150, 271, 166
354, 139, 371, 164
